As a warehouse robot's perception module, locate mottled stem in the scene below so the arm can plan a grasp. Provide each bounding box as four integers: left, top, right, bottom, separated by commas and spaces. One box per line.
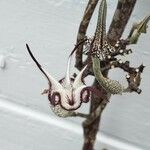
81, 0, 137, 150
82, 80, 110, 150
107, 0, 137, 45
75, 0, 99, 70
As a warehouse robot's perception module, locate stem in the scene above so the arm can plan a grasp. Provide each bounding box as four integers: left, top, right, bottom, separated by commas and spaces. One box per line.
75, 0, 99, 70
82, 80, 110, 150
107, 0, 137, 45
81, 1, 137, 150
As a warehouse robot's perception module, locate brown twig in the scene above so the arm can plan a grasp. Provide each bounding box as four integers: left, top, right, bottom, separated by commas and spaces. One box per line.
82, 80, 110, 150
75, 0, 99, 70
80, 1, 137, 150
109, 60, 145, 94
107, 0, 137, 45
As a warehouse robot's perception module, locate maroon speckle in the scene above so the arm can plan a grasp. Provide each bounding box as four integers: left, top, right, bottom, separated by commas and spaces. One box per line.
81, 88, 90, 103
50, 92, 61, 106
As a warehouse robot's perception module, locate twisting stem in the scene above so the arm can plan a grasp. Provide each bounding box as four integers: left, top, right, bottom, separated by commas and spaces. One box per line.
75, 0, 99, 70
82, 80, 110, 150
107, 0, 137, 45
80, 0, 137, 150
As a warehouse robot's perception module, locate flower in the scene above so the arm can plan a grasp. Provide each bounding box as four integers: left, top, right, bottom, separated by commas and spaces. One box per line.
26, 44, 91, 112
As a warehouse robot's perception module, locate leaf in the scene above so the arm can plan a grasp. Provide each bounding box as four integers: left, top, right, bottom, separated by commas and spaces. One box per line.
128, 15, 150, 44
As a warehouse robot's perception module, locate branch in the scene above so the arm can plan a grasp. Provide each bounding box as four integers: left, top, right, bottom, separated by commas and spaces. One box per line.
107, 0, 137, 45
75, 0, 99, 70
128, 15, 150, 44
81, 1, 137, 150
82, 80, 110, 150
109, 60, 145, 94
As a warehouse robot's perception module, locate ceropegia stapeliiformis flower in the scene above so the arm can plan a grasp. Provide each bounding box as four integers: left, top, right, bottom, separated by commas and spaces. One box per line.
26, 42, 93, 117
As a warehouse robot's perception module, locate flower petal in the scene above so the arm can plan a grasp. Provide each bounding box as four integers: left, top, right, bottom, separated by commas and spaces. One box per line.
63, 56, 72, 88
26, 44, 63, 91
73, 65, 87, 89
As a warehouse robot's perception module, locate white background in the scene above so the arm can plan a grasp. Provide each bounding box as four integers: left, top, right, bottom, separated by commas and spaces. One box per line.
0, 0, 150, 150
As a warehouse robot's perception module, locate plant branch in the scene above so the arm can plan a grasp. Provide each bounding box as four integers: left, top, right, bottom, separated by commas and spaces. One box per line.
80, 0, 137, 150
75, 0, 99, 70
82, 80, 110, 150
107, 0, 137, 45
